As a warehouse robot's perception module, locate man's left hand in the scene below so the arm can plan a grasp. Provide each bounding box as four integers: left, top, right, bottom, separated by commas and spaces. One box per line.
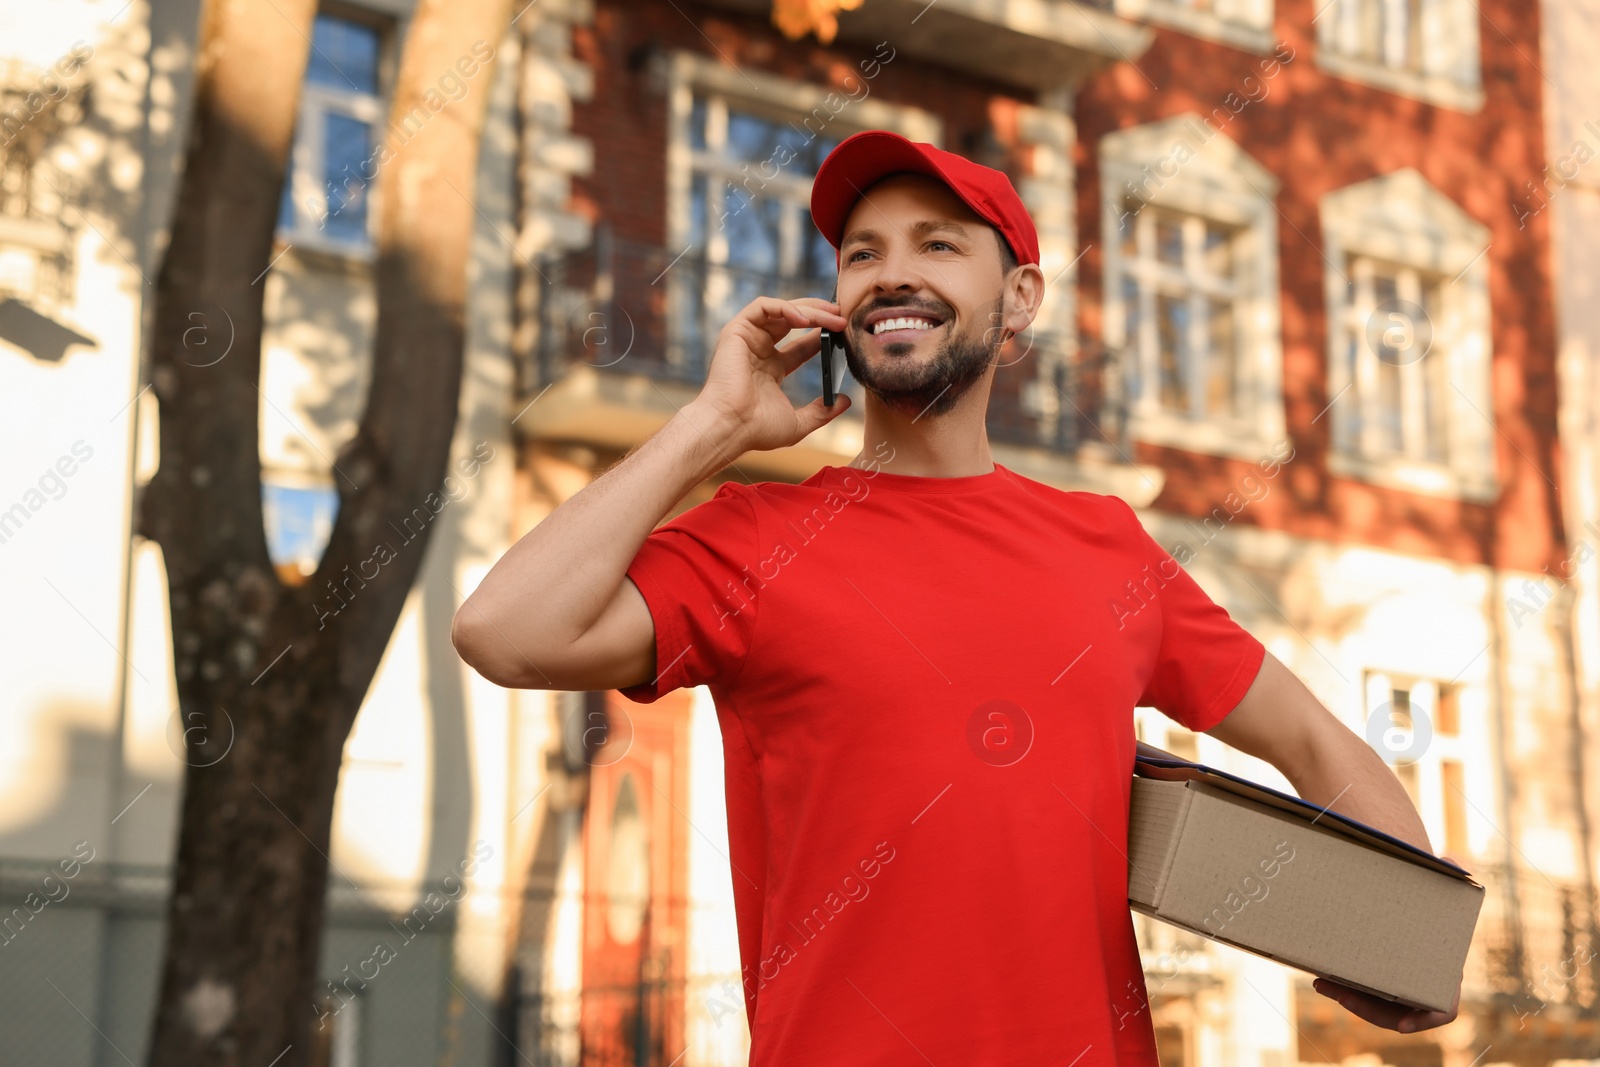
1311, 976, 1459, 1033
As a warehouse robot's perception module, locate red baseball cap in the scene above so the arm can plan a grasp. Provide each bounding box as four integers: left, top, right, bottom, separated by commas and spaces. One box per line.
810, 129, 1040, 269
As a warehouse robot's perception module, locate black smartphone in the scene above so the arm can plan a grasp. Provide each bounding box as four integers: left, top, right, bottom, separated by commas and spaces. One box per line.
819, 286, 849, 406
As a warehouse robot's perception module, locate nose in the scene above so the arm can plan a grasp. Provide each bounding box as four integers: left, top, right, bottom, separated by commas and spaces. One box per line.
869, 239, 924, 297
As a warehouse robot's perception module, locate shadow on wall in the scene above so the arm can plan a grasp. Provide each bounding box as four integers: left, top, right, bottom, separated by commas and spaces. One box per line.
0, 298, 96, 362
0, 706, 168, 1062
0, 705, 138, 862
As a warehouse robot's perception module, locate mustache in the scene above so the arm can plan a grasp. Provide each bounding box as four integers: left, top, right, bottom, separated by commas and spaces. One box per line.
854, 299, 951, 328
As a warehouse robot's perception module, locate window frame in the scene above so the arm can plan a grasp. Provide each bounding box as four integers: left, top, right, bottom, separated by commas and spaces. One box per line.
277, 9, 393, 260
1111, 0, 1277, 54
1315, 0, 1484, 112
310, 985, 363, 1067
1335, 255, 1452, 465
663, 50, 939, 375
1117, 204, 1251, 427
1362, 668, 1474, 860
1100, 114, 1285, 462
1320, 168, 1495, 502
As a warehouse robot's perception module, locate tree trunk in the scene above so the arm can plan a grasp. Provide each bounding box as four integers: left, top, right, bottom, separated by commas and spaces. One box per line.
140, 0, 512, 1062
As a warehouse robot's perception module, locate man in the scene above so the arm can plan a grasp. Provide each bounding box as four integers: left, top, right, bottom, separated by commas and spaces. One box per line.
452, 130, 1459, 1063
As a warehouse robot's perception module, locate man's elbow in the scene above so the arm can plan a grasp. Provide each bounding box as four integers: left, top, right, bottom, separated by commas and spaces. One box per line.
451, 603, 537, 689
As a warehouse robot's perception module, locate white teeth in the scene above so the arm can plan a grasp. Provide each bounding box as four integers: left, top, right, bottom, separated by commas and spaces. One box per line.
871, 316, 939, 335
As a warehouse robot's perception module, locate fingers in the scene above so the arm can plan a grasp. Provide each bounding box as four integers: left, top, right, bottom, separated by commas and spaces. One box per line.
773, 325, 825, 375
1312, 978, 1451, 1033
798, 392, 851, 436
741, 296, 848, 347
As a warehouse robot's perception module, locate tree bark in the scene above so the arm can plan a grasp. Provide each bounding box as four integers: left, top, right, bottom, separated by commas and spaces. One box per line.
140, 0, 513, 1063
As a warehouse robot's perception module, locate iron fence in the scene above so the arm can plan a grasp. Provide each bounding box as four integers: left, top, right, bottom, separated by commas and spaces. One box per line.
1464, 860, 1600, 1012
3, 858, 1597, 1065
523, 227, 1132, 460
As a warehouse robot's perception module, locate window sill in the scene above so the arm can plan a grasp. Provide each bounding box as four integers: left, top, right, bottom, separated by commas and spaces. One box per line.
1113, 0, 1277, 54
1130, 412, 1288, 465
1328, 451, 1497, 504
0, 213, 69, 254
1314, 51, 1484, 113
270, 236, 377, 279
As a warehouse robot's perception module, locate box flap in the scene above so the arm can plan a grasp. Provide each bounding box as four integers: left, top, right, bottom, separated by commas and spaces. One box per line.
1133, 741, 1480, 885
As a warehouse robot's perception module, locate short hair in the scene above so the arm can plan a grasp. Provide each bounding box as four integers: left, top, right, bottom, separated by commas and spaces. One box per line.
994, 230, 1018, 279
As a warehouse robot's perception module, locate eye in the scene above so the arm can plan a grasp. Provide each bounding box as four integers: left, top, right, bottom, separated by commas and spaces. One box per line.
845, 249, 871, 263
928, 240, 955, 252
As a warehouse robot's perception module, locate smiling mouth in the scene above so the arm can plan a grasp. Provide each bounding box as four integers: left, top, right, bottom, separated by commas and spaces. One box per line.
865, 315, 947, 344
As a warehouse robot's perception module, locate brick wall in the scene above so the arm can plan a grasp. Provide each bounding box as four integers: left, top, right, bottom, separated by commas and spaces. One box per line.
1075, 0, 1563, 572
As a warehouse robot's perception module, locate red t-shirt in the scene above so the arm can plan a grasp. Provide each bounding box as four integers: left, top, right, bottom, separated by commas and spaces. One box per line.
618, 461, 1265, 1065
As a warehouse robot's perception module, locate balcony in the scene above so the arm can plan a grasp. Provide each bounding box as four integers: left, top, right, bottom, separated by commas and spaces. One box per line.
1292, 860, 1599, 1059
694, 0, 1152, 93
515, 231, 1161, 500
0, 60, 82, 314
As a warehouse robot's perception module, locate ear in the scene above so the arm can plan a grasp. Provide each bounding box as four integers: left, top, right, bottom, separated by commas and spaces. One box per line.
999, 263, 1046, 337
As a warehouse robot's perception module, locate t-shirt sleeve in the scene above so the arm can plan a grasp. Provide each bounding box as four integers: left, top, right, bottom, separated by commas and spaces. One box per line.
616, 481, 760, 704
1115, 498, 1266, 733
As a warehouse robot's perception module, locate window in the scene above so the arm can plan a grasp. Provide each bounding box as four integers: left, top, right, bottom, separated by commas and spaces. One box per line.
262, 476, 338, 583
309, 988, 361, 1067
664, 52, 939, 398
1327, 0, 1426, 72
278, 13, 386, 254
1320, 169, 1493, 501
1363, 670, 1471, 859
675, 90, 842, 378
1317, 0, 1482, 111
1116, 206, 1247, 427
1110, 0, 1275, 52
1100, 115, 1284, 460
1334, 257, 1450, 464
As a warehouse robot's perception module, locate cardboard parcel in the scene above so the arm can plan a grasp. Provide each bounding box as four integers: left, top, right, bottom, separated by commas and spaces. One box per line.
1126, 742, 1484, 1013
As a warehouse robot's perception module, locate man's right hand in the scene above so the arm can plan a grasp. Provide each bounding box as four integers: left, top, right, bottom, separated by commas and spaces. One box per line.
694, 296, 853, 453
454, 300, 853, 692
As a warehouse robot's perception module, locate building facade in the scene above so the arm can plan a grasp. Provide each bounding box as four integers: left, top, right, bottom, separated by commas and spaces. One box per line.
0, 0, 1596, 1064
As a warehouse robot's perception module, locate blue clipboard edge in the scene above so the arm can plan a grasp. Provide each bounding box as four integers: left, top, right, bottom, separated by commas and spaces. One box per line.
1133, 744, 1481, 886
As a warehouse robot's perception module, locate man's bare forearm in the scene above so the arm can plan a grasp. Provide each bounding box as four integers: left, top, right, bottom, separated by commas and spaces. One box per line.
1285, 729, 1434, 856
457, 400, 745, 657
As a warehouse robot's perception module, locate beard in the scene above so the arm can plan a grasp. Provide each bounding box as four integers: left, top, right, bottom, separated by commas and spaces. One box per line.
844, 292, 1006, 419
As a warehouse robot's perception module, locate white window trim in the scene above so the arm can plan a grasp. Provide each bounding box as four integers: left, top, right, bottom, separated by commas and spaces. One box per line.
1320, 168, 1495, 503
1315, 0, 1484, 113
327, 987, 361, 1067
1112, 0, 1277, 54
280, 65, 385, 260
663, 50, 939, 371
1100, 114, 1285, 463
1362, 669, 1474, 858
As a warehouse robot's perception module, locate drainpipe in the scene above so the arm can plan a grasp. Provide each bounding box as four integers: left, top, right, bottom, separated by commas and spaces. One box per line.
1554, 580, 1600, 1000
1488, 566, 1527, 989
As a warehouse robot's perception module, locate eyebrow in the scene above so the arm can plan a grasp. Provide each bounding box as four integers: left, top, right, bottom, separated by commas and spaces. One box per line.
840, 218, 973, 252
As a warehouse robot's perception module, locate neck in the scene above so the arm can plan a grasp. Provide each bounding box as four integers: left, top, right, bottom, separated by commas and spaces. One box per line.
847, 390, 997, 477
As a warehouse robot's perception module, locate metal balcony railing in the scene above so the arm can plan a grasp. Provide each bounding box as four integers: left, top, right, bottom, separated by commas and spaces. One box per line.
1462, 861, 1600, 1013
526, 228, 1131, 460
